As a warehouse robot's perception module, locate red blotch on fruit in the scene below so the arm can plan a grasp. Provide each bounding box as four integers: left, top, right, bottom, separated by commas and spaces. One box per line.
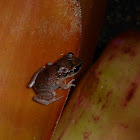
92, 115, 100, 122
123, 82, 137, 107
101, 90, 113, 110
121, 46, 136, 57
120, 123, 129, 129
108, 54, 115, 61
83, 131, 91, 140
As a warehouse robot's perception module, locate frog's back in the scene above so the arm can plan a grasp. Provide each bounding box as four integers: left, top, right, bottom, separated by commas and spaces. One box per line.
34, 67, 58, 94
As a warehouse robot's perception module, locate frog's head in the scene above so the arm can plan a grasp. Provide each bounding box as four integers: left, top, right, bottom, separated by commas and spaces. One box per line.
57, 52, 83, 78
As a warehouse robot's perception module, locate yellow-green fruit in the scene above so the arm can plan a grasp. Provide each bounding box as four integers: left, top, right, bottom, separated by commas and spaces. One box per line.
52, 31, 140, 140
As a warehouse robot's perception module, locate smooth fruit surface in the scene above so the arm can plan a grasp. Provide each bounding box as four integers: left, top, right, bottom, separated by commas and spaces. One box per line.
0, 0, 81, 139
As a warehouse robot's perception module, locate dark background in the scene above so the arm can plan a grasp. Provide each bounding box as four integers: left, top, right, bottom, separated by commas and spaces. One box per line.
93, 0, 140, 62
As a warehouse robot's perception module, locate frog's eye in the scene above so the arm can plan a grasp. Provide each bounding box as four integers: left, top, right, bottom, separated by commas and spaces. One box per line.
67, 52, 73, 58
73, 64, 82, 73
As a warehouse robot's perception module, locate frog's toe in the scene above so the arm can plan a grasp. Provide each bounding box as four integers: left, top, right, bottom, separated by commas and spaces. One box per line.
28, 81, 35, 88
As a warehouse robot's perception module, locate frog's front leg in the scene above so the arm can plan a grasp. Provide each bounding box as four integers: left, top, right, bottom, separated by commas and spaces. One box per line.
33, 91, 64, 105
56, 79, 76, 90
28, 66, 45, 88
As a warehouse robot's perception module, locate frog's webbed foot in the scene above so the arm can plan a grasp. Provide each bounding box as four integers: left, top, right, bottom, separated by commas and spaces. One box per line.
57, 79, 76, 90
28, 66, 45, 88
33, 92, 64, 105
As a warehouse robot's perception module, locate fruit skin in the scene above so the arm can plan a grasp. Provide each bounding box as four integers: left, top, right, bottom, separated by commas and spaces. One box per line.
0, 0, 82, 139
52, 30, 140, 140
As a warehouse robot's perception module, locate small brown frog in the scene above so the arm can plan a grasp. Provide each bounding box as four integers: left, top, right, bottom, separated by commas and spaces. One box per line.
28, 52, 82, 105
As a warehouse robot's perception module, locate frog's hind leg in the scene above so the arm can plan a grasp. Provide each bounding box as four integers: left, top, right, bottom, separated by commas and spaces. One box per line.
28, 66, 45, 88
33, 93, 64, 105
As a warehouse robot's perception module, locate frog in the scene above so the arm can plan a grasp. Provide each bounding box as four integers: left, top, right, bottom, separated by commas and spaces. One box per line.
28, 52, 82, 105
